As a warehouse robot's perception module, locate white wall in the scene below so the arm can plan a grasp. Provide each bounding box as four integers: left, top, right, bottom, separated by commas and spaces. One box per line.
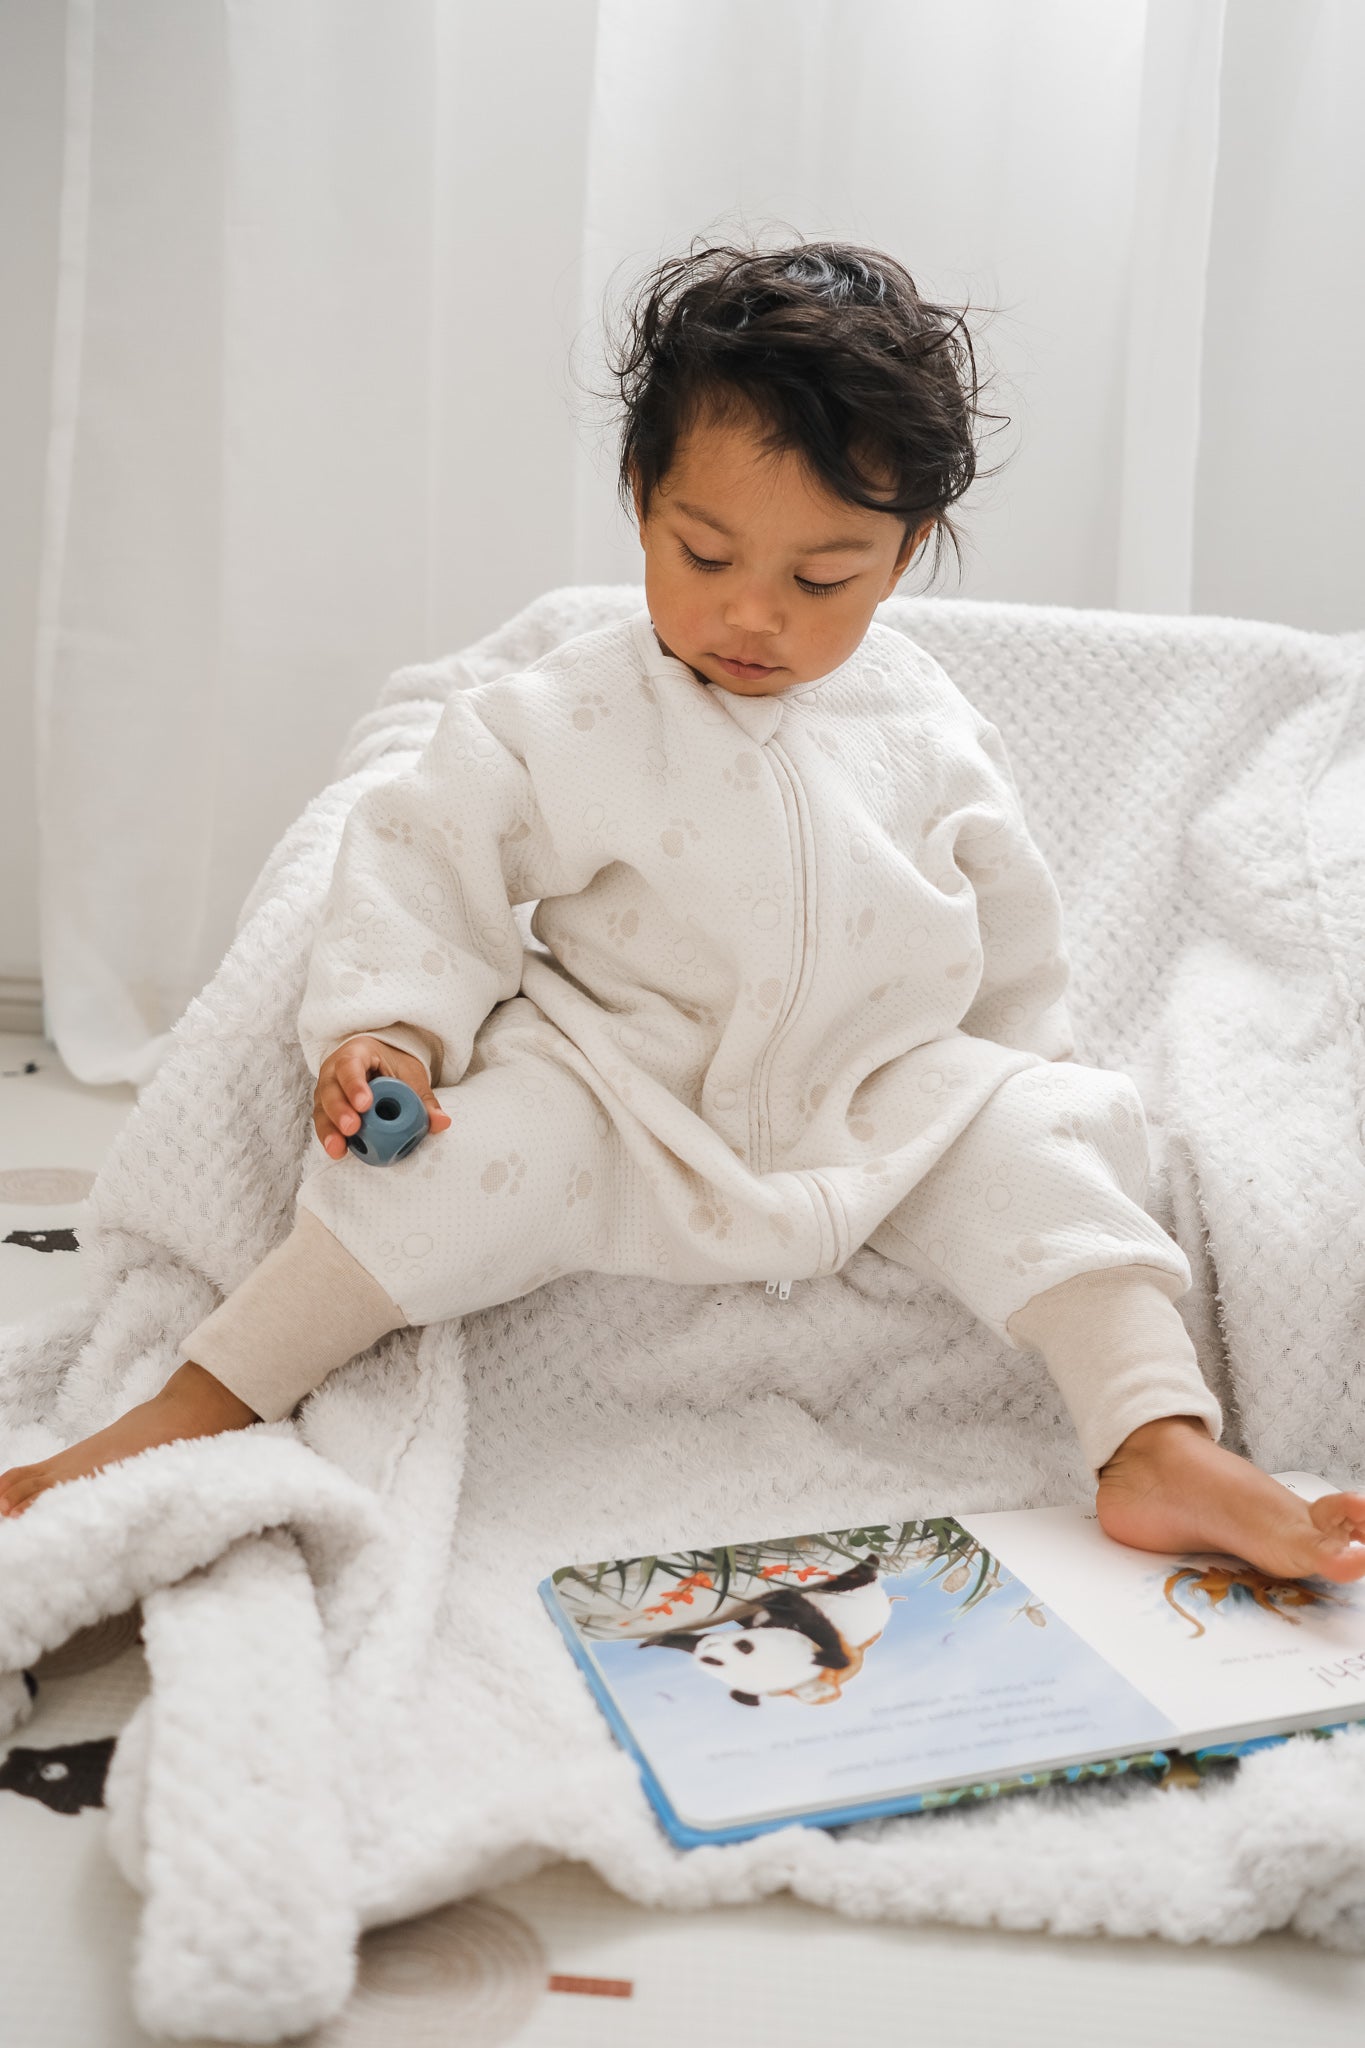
0, 2, 63, 1001
1193, 0, 1365, 633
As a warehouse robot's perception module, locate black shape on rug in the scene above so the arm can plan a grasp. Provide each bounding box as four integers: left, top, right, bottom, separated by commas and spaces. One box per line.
3, 1228, 81, 1254
0, 1738, 116, 1815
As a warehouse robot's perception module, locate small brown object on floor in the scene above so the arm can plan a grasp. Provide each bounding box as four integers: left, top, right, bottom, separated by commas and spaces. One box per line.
548, 1973, 634, 1998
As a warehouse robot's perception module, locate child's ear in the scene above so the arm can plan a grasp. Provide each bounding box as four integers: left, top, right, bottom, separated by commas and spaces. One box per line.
884, 518, 930, 595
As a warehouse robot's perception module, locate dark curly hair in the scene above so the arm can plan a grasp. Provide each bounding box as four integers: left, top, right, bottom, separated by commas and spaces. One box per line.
599, 234, 1006, 584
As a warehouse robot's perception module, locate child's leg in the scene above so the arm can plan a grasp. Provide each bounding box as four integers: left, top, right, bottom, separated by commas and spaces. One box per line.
870, 1060, 1365, 1579
0, 1019, 635, 1518
0, 1209, 407, 1517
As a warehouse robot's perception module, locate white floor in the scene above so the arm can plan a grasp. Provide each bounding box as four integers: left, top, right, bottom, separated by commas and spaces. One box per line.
4, 1026, 1365, 2046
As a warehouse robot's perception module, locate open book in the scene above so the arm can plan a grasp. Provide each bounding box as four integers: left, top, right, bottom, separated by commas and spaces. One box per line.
539, 1472, 1365, 1847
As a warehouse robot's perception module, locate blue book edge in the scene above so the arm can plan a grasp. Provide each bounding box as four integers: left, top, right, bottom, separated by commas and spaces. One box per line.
539, 1575, 1355, 1851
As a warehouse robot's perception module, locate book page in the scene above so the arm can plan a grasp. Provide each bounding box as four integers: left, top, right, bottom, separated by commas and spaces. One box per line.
959, 1474, 1365, 1743
549, 1520, 1177, 1830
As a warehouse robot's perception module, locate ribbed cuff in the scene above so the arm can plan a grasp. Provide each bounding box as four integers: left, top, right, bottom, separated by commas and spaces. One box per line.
180, 1206, 408, 1424
1006, 1262, 1223, 1474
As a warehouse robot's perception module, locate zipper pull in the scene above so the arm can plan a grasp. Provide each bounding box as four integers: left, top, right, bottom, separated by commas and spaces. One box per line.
765, 1278, 793, 1301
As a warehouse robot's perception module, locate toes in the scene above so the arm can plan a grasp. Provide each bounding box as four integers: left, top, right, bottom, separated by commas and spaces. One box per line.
0, 1471, 43, 1519
0, 1467, 33, 1517
1306, 1495, 1365, 1580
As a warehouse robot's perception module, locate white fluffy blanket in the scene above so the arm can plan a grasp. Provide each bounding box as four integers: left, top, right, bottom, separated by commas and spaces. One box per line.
2, 585, 1363, 2043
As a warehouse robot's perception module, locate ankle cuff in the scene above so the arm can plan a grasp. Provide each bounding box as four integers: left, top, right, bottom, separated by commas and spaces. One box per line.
1007, 1263, 1223, 1473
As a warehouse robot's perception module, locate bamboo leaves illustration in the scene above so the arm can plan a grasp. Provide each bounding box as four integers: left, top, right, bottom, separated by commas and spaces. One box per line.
554, 1517, 1010, 1639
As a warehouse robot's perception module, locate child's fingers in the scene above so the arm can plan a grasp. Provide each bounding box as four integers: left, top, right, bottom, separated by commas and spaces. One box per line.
334, 1047, 378, 1114
311, 1106, 348, 1159
422, 1092, 451, 1132
318, 1074, 364, 1135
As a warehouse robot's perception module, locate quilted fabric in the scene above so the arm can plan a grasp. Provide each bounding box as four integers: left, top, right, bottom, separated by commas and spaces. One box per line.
0, 584, 1362, 2041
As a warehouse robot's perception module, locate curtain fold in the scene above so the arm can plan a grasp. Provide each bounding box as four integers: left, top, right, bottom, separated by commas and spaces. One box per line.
30, 0, 1363, 1085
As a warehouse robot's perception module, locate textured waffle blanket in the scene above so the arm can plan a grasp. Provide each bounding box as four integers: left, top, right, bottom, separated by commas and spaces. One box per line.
1, 586, 1362, 2043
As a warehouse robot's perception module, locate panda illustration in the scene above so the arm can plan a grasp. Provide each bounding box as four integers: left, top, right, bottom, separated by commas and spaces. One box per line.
641, 1556, 899, 1706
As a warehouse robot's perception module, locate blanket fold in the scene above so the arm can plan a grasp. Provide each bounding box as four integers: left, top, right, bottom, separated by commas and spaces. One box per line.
2, 586, 1362, 2042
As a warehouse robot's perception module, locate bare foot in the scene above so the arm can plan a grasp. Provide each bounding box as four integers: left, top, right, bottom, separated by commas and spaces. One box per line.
1098, 1416, 1365, 1582
0, 1363, 260, 1520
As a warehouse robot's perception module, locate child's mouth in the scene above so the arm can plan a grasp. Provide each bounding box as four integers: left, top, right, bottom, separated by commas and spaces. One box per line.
714, 655, 778, 679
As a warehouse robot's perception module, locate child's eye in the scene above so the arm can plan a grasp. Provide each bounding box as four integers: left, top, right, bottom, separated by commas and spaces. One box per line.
680, 542, 727, 574
679, 541, 852, 599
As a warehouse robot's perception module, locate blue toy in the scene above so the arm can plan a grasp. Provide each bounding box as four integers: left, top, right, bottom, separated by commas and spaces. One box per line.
344, 1076, 430, 1166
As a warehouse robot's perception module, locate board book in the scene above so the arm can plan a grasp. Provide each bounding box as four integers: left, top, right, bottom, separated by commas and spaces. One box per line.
539, 1471, 1365, 1848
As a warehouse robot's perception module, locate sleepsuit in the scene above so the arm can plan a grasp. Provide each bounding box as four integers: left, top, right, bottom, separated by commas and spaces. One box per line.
182, 607, 1222, 1468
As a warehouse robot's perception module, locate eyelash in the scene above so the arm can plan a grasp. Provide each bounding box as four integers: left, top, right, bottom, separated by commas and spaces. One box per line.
679, 542, 853, 598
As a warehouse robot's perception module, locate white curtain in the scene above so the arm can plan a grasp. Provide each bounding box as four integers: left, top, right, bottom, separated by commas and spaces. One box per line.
32, 0, 1364, 1087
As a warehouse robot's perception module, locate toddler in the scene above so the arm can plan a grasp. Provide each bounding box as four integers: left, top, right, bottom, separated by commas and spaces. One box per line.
3, 238, 1363, 1583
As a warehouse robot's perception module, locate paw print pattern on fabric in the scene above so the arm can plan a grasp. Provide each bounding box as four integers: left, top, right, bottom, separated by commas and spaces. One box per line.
668, 918, 715, 992
373, 816, 415, 847
687, 1193, 733, 1241
448, 730, 499, 769
565, 1166, 593, 1209
406, 880, 449, 931
867, 977, 906, 1004
607, 906, 640, 948
723, 751, 763, 790
735, 868, 788, 931
331, 896, 393, 954
797, 1082, 827, 1125
660, 817, 701, 857
419, 941, 458, 978
373, 1232, 436, 1291
481, 1153, 526, 1195
335, 962, 388, 998
642, 744, 669, 787
435, 816, 466, 857
740, 978, 785, 1019
744, 976, 785, 1021
768, 1211, 796, 1245
637, 675, 658, 705
572, 693, 612, 730
846, 906, 876, 949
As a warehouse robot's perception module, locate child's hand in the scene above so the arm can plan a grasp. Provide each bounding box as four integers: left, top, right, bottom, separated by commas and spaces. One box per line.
313, 1037, 452, 1160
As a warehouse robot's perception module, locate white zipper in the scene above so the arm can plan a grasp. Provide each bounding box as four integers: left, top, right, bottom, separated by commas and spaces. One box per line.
765, 1278, 793, 1300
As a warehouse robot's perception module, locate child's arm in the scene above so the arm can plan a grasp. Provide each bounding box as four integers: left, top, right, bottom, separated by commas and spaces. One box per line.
948, 717, 1076, 1062
298, 676, 606, 1091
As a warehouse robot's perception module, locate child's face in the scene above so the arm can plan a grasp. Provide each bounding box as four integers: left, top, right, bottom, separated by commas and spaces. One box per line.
632, 399, 925, 695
